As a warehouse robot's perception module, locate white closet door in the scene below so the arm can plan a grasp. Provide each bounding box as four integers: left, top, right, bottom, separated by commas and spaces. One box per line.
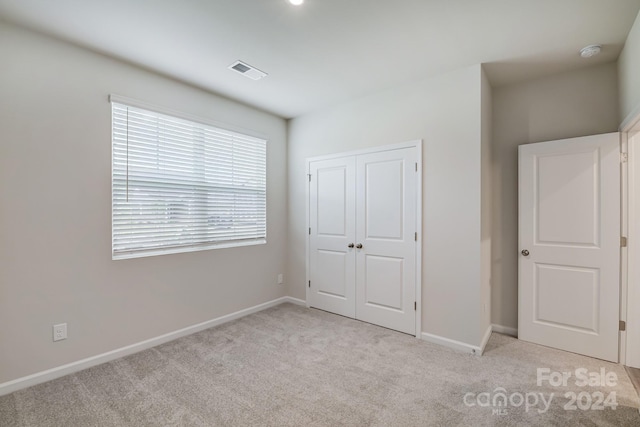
355, 147, 418, 334
518, 133, 620, 362
308, 156, 357, 318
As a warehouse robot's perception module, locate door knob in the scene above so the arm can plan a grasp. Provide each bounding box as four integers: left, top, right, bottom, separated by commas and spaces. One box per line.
521, 249, 530, 256
348, 243, 355, 248
356, 243, 363, 249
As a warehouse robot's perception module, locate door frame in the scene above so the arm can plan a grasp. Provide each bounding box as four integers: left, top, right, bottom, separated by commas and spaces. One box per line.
621, 106, 640, 367
305, 140, 423, 338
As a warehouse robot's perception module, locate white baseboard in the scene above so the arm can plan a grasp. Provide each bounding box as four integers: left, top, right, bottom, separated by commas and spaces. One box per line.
492, 324, 518, 337
479, 325, 492, 355
0, 296, 299, 397
282, 296, 306, 306
421, 325, 497, 356
420, 331, 484, 355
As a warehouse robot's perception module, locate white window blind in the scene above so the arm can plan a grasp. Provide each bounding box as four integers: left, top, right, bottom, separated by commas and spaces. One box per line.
111, 101, 267, 259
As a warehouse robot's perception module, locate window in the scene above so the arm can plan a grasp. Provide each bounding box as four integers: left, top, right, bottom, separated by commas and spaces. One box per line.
111, 98, 266, 259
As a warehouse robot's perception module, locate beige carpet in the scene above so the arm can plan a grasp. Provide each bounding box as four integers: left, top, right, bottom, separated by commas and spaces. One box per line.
1, 303, 639, 426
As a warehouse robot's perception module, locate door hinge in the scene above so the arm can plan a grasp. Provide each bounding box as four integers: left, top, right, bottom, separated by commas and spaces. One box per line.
414, 301, 417, 311
308, 280, 311, 288
309, 227, 311, 235
308, 174, 311, 182
415, 162, 418, 172
621, 153, 628, 163
621, 236, 628, 248
415, 232, 418, 241
620, 320, 626, 331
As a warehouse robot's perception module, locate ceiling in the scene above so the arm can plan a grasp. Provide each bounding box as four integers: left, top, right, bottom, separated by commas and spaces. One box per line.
1, 0, 639, 119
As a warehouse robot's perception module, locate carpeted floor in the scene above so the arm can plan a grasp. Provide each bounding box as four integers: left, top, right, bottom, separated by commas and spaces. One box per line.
1, 303, 639, 426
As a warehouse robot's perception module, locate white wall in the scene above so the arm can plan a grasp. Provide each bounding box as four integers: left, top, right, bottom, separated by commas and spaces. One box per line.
480, 67, 493, 338
288, 65, 488, 347
620, 9, 640, 122
0, 23, 288, 384
491, 63, 619, 330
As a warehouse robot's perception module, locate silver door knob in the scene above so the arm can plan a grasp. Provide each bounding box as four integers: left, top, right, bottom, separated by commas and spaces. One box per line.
356, 243, 363, 249
521, 249, 530, 256
348, 243, 354, 248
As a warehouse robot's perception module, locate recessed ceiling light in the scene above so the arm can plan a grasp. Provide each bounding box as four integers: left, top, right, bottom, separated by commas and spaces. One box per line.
289, 0, 304, 5
580, 45, 601, 58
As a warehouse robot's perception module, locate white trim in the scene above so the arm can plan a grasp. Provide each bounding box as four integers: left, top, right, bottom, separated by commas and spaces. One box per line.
305, 160, 311, 309
113, 239, 267, 260
0, 296, 298, 397
626, 131, 640, 368
306, 140, 421, 163
108, 94, 269, 141
621, 131, 629, 366
420, 331, 484, 355
621, 103, 640, 368
282, 296, 306, 306
305, 140, 423, 337
415, 141, 423, 338
421, 326, 494, 356
492, 324, 518, 337
479, 325, 493, 355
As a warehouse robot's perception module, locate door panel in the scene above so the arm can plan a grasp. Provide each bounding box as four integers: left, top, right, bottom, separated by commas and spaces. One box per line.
308, 157, 356, 317
363, 255, 404, 311
317, 168, 348, 236
519, 133, 620, 362
365, 160, 404, 239
356, 148, 418, 334
534, 264, 599, 333
316, 250, 348, 298
536, 150, 599, 247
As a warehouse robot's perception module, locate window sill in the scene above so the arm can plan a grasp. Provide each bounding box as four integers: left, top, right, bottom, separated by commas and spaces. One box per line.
112, 239, 267, 260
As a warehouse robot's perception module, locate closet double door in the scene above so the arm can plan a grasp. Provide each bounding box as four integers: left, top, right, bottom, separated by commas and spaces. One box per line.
307, 146, 419, 335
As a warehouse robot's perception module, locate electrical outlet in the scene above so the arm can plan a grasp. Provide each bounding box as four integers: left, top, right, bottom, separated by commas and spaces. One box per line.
277, 273, 284, 285
53, 323, 67, 342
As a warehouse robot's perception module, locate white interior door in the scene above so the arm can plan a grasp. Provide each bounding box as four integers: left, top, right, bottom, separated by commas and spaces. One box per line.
355, 148, 418, 334
518, 133, 620, 362
308, 144, 420, 335
308, 156, 356, 318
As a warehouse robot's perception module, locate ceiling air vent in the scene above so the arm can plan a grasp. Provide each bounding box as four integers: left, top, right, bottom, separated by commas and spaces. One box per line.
228, 61, 268, 80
